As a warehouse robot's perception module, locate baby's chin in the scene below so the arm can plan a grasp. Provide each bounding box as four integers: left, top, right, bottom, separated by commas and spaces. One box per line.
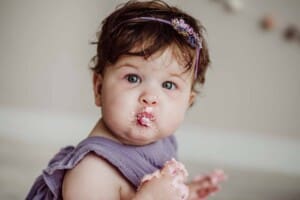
105, 120, 169, 145
114, 128, 167, 146
117, 134, 159, 146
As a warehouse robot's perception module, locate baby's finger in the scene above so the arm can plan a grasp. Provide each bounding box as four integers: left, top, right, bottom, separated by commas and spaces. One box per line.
193, 169, 227, 186
196, 184, 220, 200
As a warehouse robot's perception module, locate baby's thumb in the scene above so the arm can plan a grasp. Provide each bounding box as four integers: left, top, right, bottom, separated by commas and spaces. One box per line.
161, 158, 188, 181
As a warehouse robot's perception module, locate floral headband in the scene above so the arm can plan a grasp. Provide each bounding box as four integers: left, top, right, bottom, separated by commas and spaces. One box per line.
116, 16, 202, 79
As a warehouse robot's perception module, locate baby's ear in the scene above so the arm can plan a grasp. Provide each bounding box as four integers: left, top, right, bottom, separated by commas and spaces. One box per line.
93, 73, 103, 107
189, 91, 196, 107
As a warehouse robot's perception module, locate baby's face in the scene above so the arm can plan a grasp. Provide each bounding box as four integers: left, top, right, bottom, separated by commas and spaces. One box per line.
95, 47, 196, 145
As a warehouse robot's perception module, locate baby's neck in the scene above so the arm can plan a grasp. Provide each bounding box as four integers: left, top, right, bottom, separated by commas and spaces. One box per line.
88, 119, 121, 143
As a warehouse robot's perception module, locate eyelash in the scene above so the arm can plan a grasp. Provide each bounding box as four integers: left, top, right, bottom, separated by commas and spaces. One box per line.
125, 74, 141, 83
124, 74, 178, 90
162, 81, 177, 90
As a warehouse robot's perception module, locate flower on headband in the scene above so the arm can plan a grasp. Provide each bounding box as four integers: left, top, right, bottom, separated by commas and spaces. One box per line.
171, 18, 202, 48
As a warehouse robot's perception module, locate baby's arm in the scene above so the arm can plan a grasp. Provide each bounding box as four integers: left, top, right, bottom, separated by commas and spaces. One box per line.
62, 153, 126, 200
63, 154, 188, 200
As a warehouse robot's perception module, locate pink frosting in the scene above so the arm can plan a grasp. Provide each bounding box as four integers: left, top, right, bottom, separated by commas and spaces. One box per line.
140, 158, 189, 200
136, 107, 155, 127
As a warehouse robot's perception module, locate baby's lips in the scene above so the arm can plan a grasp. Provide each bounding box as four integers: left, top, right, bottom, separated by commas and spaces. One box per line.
137, 112, 154, 120
136, 111, 155, 126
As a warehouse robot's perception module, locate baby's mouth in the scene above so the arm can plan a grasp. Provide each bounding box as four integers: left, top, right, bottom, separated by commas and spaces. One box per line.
136, 111, 155, 127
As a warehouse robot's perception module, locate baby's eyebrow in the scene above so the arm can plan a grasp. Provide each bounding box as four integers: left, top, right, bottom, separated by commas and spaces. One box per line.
116, 62, 140, 70
168, 71, 188, 83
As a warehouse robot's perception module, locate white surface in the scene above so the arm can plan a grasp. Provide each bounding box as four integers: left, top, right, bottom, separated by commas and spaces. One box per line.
176, 124, 300, 176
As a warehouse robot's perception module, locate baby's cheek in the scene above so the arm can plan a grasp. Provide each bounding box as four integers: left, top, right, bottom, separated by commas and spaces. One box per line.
162, 110, 185, 131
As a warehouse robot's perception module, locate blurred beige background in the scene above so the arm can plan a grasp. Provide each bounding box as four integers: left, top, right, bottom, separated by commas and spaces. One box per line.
1, 0, 300, 138
0, 0, 300, 199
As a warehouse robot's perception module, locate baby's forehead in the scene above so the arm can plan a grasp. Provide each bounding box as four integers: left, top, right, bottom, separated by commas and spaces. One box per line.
115, 49, 193, 77
128, 43, 194, 69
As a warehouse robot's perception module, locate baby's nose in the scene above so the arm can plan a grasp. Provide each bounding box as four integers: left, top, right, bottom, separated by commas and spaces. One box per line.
140, 94, 158, 106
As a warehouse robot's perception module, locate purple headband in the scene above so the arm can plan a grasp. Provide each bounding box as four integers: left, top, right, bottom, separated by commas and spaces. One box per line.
120, 16, 202, 79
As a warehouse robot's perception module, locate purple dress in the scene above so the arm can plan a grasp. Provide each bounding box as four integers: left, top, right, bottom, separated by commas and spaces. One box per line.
26, 136, 177, 200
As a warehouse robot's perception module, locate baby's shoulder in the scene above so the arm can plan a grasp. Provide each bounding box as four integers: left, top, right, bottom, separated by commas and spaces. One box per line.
68, 153, 121, 178
62, 153, 124, 199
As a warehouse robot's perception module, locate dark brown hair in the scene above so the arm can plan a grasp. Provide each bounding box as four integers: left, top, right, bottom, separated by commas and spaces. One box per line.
90, 0, 210, 91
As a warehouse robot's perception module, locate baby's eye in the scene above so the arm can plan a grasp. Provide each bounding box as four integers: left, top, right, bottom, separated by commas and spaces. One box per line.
126, 74, 141, 83
162, 81, 177, 90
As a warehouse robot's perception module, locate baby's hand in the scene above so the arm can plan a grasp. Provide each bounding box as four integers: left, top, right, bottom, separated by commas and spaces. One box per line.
187, 170, 226, 200
134, 158, 189, 200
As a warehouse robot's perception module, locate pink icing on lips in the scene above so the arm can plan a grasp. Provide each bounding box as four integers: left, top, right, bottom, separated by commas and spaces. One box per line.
136, 107, 155, 127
